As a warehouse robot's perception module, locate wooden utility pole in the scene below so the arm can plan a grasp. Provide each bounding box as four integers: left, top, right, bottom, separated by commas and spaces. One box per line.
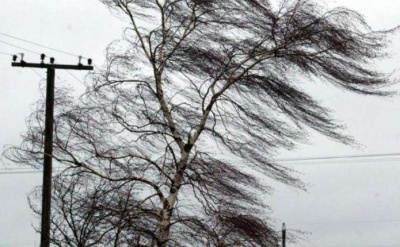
12, 54, 93, 247
282, 222, 286, 247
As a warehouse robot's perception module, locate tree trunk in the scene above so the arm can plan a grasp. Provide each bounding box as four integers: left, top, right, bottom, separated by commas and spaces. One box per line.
158, 152, 189, 246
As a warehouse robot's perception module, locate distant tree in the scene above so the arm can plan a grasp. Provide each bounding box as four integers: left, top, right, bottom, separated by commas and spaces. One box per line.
6, 0, 394, 246
29, 172, 154, 247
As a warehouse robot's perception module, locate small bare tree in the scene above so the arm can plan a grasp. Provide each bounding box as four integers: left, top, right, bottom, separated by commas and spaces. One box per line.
29, 171, 157, 246
7, 0, 395, 246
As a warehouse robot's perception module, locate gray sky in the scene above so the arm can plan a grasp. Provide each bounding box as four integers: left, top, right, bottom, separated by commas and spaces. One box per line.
1, 0, 400, 246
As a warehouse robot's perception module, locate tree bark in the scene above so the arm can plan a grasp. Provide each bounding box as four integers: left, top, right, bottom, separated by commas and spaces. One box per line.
158, 151, 189, 246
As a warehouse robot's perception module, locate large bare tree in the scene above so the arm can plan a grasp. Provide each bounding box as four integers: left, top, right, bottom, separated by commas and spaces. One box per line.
6, 0, 395, 246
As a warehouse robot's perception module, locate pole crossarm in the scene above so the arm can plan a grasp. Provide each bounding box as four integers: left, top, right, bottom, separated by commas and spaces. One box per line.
12, 62, 93, 70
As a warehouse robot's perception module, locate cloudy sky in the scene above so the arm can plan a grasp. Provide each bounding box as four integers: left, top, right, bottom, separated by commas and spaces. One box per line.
1, 0, 400, 246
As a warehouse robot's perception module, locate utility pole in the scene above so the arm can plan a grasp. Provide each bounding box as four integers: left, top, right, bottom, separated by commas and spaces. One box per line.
11, 54, 93, 247
282, 222, 286, 247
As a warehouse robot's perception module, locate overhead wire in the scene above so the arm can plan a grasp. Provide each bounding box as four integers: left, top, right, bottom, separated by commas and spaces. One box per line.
1, 38, 90, 87
212, 152, 400, 167
300, 238, 319, 247
289, 219, 400, 226
2, 151, 400, 175
0, 170, 44, 175
28, 68, 46, 80
0, 244, 34, 247
0, 51, 12, 56
1, 47, 47, 97
1, 34, 97, 85
0, 39, 41, 55
0, 165, 65, 175
0, 32, 102, 70
0, 32, 88, 59
275, 152, 400, 163
62, 68, 86, 86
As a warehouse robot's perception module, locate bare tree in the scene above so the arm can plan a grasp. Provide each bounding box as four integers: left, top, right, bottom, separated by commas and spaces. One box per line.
6, 0, 395, 246
29, 171, 158, 246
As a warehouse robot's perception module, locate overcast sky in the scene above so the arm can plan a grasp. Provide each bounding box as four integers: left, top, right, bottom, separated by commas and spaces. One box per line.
1, 1, 400, 246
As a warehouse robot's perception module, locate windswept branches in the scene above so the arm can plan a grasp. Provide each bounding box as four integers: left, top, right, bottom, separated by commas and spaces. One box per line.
177, 206, 279, 247
6, 0, 396, 246
29, 172, 162, 246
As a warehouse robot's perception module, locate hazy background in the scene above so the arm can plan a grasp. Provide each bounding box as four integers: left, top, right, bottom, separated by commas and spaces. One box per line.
1, 0, 400, 246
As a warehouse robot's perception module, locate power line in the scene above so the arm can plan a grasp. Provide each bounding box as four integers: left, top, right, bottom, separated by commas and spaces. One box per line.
0, 33, 103, 74
0, 170, 46, 175
290, 219, 400, 226
0, 32, 87, 58
1, 37, 98, 74
0, 244, 34, 247
0, 167, 39, 170
2, 151, 400, 175
0, 166, 65, 175
65, 70, 85, 85
0, 39, 41, 55
215, 152, 400, 166
301, 238, 318, 247
275, 152, 400, 163
1, 47, 80, 83
1, 39, 91, 90
29, 68, 46, 80
0, 51, 12, 56
0, 32, 102, 70
57, 66, 86, 86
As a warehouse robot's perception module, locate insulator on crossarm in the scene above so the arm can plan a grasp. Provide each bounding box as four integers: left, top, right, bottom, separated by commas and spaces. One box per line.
88, 58, 92, 65
12, 54, 17, 62
40, 53, 45, 63
50, 57, 55, 64
78, 55, 82, 66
